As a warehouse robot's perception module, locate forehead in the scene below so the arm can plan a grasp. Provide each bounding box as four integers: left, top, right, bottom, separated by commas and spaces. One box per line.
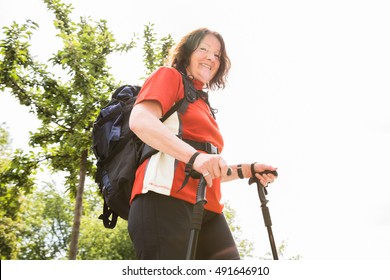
199, 34, 221, 51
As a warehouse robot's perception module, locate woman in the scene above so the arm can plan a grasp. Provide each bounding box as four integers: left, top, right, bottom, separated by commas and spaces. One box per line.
128, 28, 277, 260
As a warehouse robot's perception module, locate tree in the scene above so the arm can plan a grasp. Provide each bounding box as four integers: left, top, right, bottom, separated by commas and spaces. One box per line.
1, 128, 253, 260
0, 0, 133, 259
0, 0, 173, 259
1, 0, 263, 260
77, 215, 136, 260
260, 240, 302, 260
224, 202, 255, 259
224, 201, 302, 259
0, 124, 17, 259
77, 182, 136, 260
142, 23, 174, 76
17, 182, 73, 259
0, 123, 38, 259
13, 180, 135, 260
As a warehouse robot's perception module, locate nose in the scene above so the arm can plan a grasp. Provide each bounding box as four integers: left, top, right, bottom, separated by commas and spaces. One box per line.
206, 51, 216, 62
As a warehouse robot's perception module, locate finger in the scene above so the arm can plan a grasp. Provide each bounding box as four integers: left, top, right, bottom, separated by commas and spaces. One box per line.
264, 173, 275, 182
262, 173, 277, 186
258, 165, 277, 173
205, 176, 213, 188
218, 157, 229, 177
210, 164, 221, 179
202, 171, 213, 188
209, 156, 223, 179
255, 173, 269, 186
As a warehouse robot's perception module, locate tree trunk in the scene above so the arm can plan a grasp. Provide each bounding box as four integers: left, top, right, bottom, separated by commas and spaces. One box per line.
68, 149, 88, 260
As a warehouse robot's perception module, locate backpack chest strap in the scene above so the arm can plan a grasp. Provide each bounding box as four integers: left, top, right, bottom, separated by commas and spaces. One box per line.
182, 139, 219, 155
140, 138, 219, 166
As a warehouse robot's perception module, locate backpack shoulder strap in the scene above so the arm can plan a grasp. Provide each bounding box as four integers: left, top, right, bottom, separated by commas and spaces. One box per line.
139, 73, 197, 164
160, 72, 197, 122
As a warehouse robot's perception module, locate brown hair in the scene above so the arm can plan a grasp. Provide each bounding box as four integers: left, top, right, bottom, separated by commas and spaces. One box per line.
167, 28, 231, 90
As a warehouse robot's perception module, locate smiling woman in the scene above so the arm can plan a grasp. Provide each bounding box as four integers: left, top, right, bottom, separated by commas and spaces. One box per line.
127, 27, 278, 260
3, 0, 389, 263
187, 34, 221, 85
167, 28, 230, 91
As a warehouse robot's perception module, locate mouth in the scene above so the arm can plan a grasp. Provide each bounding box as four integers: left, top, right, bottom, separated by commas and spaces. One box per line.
200, 63, 211, 70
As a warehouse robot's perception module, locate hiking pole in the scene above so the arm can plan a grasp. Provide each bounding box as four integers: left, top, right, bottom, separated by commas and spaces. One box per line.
249, 170, 279, 260
186, 176, 207, 260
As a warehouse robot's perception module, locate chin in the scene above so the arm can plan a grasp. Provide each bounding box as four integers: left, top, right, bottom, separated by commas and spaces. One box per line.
198, 75, 211, 84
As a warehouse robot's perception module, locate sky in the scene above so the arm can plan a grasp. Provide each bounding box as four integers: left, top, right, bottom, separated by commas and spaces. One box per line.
1, 0, 390, 260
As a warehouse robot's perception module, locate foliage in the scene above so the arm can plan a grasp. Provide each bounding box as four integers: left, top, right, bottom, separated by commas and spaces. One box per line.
1, 0, 130, 194
0, 142, 136, 261
0, 0, 261, 260
77, 184, 137, 260
259, 240, 302, 260
9, 179, 135, 260
224, 201, 302, 260
0, 0, 176, 259
142, 23, 174, 76
16, 182, 73, 259
0, 0, 138, 259
0, 124, 10, 175
77, 215, 136, 260
0, 124, 38, 259
224, 202, 255, 259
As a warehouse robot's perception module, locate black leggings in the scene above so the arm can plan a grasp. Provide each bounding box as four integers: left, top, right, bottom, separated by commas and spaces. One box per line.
128, 192, 240, 260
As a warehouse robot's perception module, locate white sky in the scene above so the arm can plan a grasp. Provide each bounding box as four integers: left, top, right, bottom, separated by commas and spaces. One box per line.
1, 0, 390, 260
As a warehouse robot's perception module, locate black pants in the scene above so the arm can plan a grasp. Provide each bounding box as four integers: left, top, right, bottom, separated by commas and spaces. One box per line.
128, 191, 240, 260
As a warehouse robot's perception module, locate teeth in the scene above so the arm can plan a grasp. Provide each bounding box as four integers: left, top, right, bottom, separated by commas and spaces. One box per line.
201, 63, 211, 70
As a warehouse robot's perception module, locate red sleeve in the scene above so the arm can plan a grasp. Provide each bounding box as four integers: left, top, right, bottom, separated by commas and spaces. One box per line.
135, 67, 184, 115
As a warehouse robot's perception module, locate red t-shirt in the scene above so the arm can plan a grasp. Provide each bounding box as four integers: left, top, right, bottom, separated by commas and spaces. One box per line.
130, 66, 225, 213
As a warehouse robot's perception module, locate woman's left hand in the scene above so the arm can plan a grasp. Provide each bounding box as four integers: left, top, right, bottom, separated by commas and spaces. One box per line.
252, 163, 278, 187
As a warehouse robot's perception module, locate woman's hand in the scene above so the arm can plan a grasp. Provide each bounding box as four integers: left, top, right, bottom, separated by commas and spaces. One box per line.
193, 155, 278, 188
252, 163, 278, 187
193, 153, 229, 187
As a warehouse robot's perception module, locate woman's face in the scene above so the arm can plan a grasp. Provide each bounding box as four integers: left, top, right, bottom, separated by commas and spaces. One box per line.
186, 34, 221, 84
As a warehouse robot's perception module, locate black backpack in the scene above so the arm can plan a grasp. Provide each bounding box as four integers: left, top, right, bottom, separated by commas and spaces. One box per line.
92, 73, 200, 229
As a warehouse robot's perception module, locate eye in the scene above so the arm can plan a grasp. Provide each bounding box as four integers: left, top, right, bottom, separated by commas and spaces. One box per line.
199, 47, 208, 52
214, 54, 220, 60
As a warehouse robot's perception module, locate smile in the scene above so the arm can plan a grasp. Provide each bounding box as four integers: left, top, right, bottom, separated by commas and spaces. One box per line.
200, 63, 211, 70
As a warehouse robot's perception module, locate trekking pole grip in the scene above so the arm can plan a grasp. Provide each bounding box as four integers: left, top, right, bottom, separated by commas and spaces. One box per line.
248, 163, 278, 195
196, 176, 207, 204
186, 176, 207, 260
191, 177, 207, 232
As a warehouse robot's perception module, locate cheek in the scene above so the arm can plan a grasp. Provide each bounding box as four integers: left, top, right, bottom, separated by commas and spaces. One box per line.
188, 56, 199, 72
212, 62, 221, 76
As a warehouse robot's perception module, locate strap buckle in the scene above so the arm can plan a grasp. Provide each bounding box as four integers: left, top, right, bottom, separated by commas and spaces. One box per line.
205, 142, 219, 154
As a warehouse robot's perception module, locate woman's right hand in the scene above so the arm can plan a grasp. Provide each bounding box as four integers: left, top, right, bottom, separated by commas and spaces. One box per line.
193, 153, 229, 187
